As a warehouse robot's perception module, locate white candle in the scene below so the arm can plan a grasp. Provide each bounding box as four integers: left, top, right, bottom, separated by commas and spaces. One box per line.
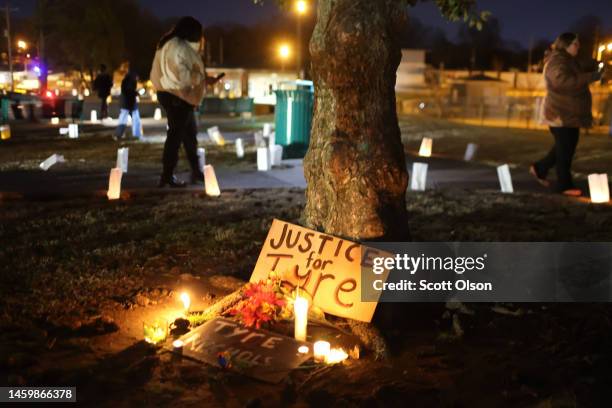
326, 348, 348, 364
313, 341, 330, 362
294, 296, 308, 341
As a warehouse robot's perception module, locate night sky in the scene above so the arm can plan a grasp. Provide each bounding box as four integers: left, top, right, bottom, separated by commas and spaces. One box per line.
14, 0, 612, 47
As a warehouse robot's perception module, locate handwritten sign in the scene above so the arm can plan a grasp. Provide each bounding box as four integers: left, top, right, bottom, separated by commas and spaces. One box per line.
250, 220, 388, 322
179, 318, 311, 383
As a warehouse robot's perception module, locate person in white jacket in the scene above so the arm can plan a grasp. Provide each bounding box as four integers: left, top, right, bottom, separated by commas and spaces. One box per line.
150, 16, 214, 187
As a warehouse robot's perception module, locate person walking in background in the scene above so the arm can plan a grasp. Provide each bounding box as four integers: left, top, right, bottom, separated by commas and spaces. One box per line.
150, 16, 219, 188
93, 64, 113, 119
530, 32, 603, 197
114, 69, 142, 140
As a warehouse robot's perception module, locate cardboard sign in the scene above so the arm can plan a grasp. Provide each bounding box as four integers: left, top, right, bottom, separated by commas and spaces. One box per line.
179, 318, 311, 383
250, 219, 387, 322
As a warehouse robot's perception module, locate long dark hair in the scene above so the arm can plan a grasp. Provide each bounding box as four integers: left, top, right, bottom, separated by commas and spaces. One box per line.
157, 16, 203, 49
552, 32, 578, 51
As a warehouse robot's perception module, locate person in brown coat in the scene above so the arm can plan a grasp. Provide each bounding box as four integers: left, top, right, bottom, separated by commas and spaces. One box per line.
530, 32, 603, 196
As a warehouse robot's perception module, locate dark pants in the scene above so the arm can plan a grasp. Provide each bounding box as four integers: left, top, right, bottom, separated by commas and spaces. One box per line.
534, 127, 580, 191
157, 92, 201, 178
100, 96, 109, 119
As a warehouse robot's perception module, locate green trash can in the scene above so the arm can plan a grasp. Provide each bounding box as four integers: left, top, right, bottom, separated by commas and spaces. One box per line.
274, 80, 314, 158
1, 97, 10, 124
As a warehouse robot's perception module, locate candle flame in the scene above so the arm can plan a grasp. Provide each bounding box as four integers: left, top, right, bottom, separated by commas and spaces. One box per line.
298, 345, 309, 354
180, 292, 191, 311
172, 339, 184, 348
326, 348, 348, 364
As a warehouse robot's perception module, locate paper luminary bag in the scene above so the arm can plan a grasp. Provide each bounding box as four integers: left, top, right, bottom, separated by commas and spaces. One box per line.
249, 219, 390, 323
257, 147, 270, 171
588, 174, 610, 203
116, 148, 129, 173
410, 162, 428, 191
90, 110, 98, 123
204, 165, 221, 197
39, 154, 65, 171
197, 148, 206, 172
464, 143, 478, 161
418, 137, 432, 157
207, 126, 225, 146
68, 124, 79, 139
263, 123, 272, 137
107, 168, 123, 200
153, 108, 162, 120
235, 138, 245, 158
270, 145, 283, 167
497, 164, 514, 193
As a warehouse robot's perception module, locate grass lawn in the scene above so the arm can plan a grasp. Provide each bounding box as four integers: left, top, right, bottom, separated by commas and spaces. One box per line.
399, 114, 612, 177
2, 188, 612, 406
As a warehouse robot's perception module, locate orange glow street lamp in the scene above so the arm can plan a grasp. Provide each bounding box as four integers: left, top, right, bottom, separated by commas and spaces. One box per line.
279, 43, 291, 71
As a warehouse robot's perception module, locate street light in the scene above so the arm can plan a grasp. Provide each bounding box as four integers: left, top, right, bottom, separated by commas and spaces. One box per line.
279, 43, 291, 71
295, 1, 308, 79
16, 39, 26, 50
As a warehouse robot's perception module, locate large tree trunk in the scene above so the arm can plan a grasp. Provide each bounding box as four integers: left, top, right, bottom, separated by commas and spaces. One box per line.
303, 0, 410, 241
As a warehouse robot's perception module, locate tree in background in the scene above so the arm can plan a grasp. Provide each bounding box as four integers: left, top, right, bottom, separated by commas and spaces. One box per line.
257, 0, 486, 241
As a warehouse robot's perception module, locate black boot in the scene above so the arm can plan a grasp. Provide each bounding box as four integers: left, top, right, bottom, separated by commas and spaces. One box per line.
158, 174, 186, 188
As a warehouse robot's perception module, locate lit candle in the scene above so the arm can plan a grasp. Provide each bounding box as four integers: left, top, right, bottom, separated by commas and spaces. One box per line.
297, 345, 309, 354
172, 339, 184, 353
180, 292, 191, 314
326, 348, 348, 364
293, 296, 308, 341
313, 341, 330, 362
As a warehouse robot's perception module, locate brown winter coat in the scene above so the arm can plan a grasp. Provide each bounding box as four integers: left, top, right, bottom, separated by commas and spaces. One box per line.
543, 49, 596, 128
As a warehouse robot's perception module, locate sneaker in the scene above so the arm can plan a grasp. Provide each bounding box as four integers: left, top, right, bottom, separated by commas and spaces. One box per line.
158, 175, 187, 188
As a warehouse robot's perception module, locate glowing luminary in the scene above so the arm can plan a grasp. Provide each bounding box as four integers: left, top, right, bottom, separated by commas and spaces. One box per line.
294, 296, 308, 342
263, 123, 272, 137
235, 138, 245, 158
107, 168, 123, 200
270, 145, 283, 167
154, 108, 162, 120
90, 110, 98, 123
207, 126, 225, 146
588, 173, 610, 203
298, 345, 310, 354
204, 165, 221, 197
39, 154, 65, 171
116, 147, 129, 173
0, 125, 11, 140
313, 341, 330, 363
257, 147, 270, 171
464, 143, 478, 161
418, 137, 432, 157
497, 164, 514, 193
326, 348, 348, 364
68, 124, 79, 139
51, 117, 59, 125
197, 148, 206, 173
410, 162, 428, 191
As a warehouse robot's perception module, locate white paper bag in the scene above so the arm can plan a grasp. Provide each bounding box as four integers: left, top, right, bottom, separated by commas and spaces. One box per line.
107, 168, 122, 200
588, 173, 610, 203
464, 143, 478, 161
116, 147, 129, 173
39, 154, 65, 171
257, 147, 270, 171
68, 124, 79, 139
497, 164, 514, 193
204, 165, 221, 196
235, 138, 244, 158
410, 162, 428, 191
197, 148, 206, 172
418, 137, 432, 157
270, 145, 283, 166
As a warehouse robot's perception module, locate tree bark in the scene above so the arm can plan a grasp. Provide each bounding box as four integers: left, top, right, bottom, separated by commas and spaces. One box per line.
303, 0, 410, 241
